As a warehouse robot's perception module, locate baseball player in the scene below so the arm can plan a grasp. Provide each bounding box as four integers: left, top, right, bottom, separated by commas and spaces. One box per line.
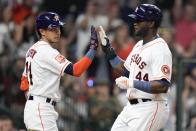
97, 4, 172, 131
19, 12, 98, 131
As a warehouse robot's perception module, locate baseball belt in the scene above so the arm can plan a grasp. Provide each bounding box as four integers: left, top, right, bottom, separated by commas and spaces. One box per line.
129, 98, 152, 105
28, 95, 56, 106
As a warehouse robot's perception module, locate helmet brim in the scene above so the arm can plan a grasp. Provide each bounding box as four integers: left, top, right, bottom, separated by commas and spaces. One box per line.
59, 21, 65, 26
128, 13, 146, 22
128, 14, 137, 20
48, 21, 65, 29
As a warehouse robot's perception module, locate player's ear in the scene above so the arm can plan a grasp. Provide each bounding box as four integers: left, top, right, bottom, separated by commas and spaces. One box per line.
149, 21, 155, 28
39, 29, 46, 36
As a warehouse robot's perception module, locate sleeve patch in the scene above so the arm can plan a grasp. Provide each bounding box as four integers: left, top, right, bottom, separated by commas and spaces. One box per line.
161, 65, 170, 75
55, 54, 65, 64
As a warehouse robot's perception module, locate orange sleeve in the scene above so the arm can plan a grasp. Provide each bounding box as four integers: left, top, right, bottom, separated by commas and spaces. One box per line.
20, 75, 29, 91
73, 56, 92, 77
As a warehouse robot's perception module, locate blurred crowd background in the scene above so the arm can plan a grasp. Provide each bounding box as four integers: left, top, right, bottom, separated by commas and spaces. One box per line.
0, 0, 196, 131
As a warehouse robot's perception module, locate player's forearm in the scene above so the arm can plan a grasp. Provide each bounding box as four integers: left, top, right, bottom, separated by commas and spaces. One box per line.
112, 61, 125, 76
149, 80, 169, 93
109, 56, 124, 67
105, 54, 125, 76
97, 25, 124, 72
64, 49, 96, 77
65, 26, 98, 76
133, 79, 170, 94
73, 49, 96, 76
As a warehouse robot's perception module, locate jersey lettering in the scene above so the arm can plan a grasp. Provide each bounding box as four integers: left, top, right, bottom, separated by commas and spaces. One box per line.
27, 49, 37, 58
139, 61, 147, 70
135, 71, 142, 80
136, 57, 141, 65
135, 71, 149, 81
130, 54, 147, 70
143, 73, 149, 81
26, 62, 33, 85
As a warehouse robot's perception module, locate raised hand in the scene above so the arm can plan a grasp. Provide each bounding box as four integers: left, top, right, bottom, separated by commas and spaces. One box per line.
89, 26, 98, 50
97, 26, 116, 60
97, 26, 108, 46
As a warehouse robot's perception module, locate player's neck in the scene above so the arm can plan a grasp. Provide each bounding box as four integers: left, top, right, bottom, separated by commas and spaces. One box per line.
142, 31, 158, 45
40, 38, 55, 47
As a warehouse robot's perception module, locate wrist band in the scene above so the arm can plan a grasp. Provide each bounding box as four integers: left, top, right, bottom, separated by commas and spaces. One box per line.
109, 56, 122, 68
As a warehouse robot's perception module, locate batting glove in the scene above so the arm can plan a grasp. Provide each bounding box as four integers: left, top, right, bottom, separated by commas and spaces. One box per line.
97, 26, 116, 60
89, 26, 98, 50
115, 76, 133, 90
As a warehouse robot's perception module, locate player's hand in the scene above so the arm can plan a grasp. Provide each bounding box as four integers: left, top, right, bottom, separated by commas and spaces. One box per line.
97, 26, 110, 51
115, 76, 133, 89
97, 26, 116, 60
97, 26, 109, 46
89, 25, 98, 50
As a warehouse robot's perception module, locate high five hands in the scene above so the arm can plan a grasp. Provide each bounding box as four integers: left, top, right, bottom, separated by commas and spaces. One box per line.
93, 26, 132, 90
89, 25, 109, 51
96, 26, 108, 47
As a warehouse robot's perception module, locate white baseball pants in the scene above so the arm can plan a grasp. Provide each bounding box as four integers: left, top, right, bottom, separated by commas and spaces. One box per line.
111, 100, 169, 131
24, 96, 58, 131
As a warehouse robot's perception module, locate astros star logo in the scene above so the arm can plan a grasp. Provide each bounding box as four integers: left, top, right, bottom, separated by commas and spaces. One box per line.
161, 65, 170, 75
54, 15, 59, 21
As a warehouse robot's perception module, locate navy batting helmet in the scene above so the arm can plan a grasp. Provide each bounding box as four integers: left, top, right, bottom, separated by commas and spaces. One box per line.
35, 12, 64, 30
128, 4, 162, 28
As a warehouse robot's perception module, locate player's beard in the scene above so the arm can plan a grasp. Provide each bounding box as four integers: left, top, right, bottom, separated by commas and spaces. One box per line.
48, 36, 60, 44
134, 27, 149, 37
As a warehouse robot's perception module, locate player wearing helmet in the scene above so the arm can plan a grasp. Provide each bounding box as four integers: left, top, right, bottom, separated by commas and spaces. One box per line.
20, 12, 98, 131
97, 4, 172, 131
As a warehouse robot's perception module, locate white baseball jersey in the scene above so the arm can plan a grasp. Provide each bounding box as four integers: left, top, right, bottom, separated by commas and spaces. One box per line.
23, 40, 71, 101
124, 37, 172, 100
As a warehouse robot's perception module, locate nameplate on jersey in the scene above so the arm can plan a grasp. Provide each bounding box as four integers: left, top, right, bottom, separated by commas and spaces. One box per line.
130, 54, 147, 70
55, 54, 65, 64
